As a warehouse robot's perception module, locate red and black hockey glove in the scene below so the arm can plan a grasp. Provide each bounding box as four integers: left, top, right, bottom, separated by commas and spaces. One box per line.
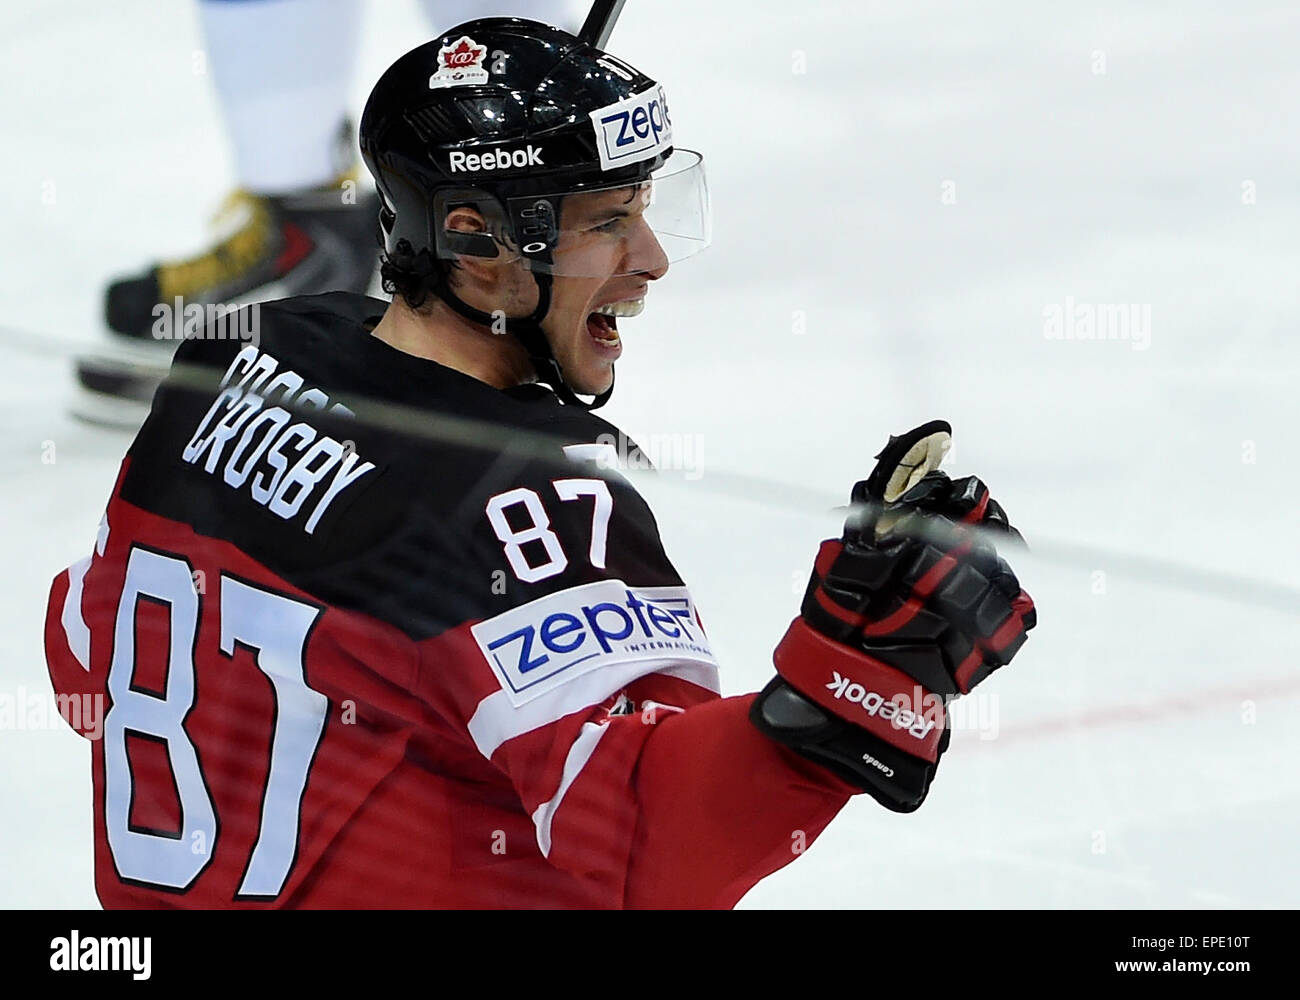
751, 420, 1037, 812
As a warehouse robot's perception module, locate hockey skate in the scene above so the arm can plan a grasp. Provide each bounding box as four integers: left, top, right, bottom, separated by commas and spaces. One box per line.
72, 172, 380, 428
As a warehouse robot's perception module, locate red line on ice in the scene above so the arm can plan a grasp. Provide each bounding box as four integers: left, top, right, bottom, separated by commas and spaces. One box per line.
975, 673, 1300, 746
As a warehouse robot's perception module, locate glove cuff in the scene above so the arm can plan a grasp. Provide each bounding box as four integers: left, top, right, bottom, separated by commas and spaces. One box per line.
749, 676, 949, 813
772, 617, 947, 763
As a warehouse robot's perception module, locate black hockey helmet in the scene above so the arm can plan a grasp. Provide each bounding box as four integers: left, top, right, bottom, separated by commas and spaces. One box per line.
359, 16, 710, 408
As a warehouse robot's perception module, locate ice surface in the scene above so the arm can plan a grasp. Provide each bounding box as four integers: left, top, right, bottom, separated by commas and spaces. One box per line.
1, 0, 1296, 908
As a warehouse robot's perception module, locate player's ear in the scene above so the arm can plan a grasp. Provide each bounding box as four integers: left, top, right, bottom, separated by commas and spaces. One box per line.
443, 206, 500, 287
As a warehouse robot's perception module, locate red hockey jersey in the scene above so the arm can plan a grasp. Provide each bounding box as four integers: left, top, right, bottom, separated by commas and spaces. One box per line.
45, 293, 853, 908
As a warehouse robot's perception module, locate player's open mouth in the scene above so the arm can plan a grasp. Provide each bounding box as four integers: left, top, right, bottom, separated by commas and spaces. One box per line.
586, 298, 644, 351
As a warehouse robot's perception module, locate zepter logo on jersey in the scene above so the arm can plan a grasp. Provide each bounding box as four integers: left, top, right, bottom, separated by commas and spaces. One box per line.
588, 84, 673, 171
471, 580, 716, 707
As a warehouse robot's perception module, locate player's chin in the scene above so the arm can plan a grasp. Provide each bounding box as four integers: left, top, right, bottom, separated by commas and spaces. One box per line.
563, 357, 615, 396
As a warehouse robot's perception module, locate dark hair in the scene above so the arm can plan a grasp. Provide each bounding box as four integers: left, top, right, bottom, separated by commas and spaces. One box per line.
379, 246, 459, 313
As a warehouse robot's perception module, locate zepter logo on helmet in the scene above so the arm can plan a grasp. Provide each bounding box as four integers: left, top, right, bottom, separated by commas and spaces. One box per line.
587, 82, 672, 171
359, 17, 711, 281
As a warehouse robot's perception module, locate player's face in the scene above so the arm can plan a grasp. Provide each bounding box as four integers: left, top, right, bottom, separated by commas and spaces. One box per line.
538, 183, 671, 395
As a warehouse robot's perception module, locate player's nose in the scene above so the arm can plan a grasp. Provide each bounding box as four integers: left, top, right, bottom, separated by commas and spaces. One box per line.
626, 216, 669, 280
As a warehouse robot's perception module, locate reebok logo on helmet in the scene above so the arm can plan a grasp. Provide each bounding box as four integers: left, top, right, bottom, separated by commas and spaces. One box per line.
448, 146, 545, 173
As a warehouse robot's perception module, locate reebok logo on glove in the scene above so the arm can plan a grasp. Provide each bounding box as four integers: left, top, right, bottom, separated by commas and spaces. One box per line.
826, 671, 936, 740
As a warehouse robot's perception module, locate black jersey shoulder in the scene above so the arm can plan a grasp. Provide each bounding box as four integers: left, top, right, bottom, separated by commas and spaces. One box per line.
119, 291, 682, 640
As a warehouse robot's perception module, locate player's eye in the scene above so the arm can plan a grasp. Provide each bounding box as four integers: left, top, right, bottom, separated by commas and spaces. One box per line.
591, 217, 625, 234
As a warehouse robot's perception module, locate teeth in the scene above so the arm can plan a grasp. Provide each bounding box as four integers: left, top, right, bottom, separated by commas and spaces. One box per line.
588, 311, 620, 343
595, 298, 645, 318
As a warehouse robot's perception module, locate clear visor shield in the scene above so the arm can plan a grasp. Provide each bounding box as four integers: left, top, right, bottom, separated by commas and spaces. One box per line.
502, 148, 710, 277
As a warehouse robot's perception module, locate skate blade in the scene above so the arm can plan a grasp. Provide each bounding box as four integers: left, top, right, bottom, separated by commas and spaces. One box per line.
69, 350, 169, 431
69, 387, 154, 431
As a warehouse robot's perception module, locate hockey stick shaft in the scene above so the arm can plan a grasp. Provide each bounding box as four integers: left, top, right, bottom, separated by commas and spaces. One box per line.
4, 325, 1294, 616
579, 0, 627, 48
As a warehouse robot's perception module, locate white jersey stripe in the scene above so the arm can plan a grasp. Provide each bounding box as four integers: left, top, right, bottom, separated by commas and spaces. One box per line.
61, 556, 93, 671
531, 721, 608, 858
466, 656, 719, 760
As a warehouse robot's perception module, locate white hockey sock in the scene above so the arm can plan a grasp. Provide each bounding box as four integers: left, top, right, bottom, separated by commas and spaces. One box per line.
199, 0, 362, 195
415, 0, 589, 36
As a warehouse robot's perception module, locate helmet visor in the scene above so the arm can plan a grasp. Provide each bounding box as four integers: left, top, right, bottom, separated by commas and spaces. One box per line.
500, 148, 711, 278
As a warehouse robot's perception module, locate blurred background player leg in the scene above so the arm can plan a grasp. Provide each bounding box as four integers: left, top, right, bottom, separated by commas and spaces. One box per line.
73, 0, 375, 427
73, 0, 593, 427
413, 0, 589, 33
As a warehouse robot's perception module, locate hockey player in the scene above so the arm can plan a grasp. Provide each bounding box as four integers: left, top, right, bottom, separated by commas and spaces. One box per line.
45, 18, 1035, 908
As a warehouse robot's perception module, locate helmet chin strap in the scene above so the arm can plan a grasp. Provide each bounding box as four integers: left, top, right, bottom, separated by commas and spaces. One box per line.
432, 266, 614, 411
